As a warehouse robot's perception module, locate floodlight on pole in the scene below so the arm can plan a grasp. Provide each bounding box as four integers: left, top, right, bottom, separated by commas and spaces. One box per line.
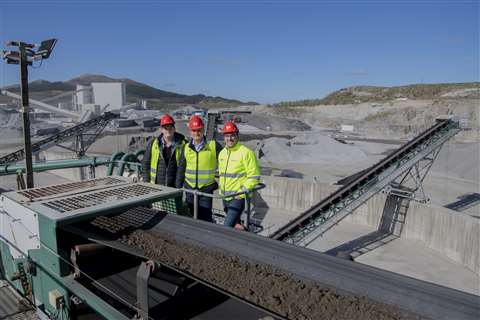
1, 38, 58, 189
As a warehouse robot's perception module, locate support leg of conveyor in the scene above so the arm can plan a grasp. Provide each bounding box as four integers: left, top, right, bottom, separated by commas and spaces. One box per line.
136, 262, 194, 319
136, 262, 150, 320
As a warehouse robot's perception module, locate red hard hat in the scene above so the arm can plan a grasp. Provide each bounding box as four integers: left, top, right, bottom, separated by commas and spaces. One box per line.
160, 114, 175, 126
188, 115, 204, 130
223, 120, 239, 134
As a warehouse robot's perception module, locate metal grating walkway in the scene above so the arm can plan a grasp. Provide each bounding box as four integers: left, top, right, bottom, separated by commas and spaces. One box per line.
41, 184, 160, 213
17, 177, 124, 201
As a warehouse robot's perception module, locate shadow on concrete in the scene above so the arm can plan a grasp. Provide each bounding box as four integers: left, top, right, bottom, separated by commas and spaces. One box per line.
326, 195, 411, 259
247, 193, 270, 233
0, 188, 11, 194
445, 193, 480, 212
260, 167, 303, 179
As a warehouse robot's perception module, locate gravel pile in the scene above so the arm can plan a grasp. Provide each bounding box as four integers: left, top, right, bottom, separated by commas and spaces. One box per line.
245, 114, 311, 132
258, 133, 367, 164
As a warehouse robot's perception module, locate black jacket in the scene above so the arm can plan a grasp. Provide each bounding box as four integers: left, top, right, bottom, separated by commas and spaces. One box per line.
142, 132, 187, 187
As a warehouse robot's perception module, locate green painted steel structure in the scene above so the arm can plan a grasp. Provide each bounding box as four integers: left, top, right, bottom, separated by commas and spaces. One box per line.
0, 150, 145, 178
0, 158, 110, 176
0, 178, 182, 319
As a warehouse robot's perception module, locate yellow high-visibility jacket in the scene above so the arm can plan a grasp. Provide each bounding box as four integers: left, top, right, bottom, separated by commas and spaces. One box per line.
218, 142, 260, 200
183, 140, 217, 189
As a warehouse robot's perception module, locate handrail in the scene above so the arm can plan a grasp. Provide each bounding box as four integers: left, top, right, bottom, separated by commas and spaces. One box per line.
0, 155, 265, 231
0, 157, 111, 176
180, 183, 266, 230
181, 183, 266, 199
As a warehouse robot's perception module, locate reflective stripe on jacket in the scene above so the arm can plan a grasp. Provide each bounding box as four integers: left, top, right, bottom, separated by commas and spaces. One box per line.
184, 140, 217, 189
149, 137, 185, 184
218, 142, 260, 200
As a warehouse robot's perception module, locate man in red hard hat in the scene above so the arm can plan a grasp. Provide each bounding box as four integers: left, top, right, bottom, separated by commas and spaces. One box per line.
218, 120, 260, 230
142, 114, 187, 187
177, 115, 222, 222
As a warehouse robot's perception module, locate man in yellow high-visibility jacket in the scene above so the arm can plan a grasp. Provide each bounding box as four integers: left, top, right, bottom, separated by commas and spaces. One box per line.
177, 115, 222, 222
218, 120, 260, 229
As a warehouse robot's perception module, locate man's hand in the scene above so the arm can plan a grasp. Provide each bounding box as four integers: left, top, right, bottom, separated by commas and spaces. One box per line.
145, 260, 157, 273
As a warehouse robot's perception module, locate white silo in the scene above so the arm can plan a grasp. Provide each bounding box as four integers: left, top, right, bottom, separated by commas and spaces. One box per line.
75, 84, 93, 111
91, 82, 126, 111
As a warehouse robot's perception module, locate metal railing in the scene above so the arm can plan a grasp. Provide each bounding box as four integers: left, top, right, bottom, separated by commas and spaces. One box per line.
178, 183, 266, 231
103, 157, 266, 230
0, 155, 266, 232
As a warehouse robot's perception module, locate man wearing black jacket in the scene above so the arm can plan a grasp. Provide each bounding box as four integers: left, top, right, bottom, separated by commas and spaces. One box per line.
141, 114, 187, 187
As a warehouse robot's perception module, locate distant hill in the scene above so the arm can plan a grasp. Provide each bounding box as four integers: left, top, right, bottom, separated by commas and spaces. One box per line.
1, 74, 257, 108
273, 82, 480, 107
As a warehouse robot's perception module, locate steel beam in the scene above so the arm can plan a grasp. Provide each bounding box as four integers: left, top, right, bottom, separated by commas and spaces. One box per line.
19, 44, 34, 188
0, 158, 110, 176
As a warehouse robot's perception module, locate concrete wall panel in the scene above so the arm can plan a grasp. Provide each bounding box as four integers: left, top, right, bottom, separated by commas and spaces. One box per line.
404, 203, 479, 275
255, 176, 479, 275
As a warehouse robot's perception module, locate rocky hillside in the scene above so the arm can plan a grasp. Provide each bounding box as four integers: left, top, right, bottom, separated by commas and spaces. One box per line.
273, 82, 480, 107
1, 74, 256, 108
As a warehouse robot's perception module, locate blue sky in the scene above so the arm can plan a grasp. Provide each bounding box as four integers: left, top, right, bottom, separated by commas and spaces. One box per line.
0, 0, 478, 103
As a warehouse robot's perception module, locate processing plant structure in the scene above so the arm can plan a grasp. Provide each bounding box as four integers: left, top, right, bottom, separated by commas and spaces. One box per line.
0, 117, 479, 320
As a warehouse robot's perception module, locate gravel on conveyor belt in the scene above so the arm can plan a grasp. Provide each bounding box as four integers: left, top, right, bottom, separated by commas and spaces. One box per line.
122, 230, 422, 320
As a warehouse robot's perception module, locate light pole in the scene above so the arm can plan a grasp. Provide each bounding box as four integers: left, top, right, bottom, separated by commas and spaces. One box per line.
2, 39, 57, 189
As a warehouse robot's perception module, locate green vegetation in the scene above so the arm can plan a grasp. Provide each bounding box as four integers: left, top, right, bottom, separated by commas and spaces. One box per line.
271, 82, 480, 107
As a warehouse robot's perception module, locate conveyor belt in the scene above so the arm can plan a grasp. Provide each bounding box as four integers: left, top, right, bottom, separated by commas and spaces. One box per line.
63, 208, 286, 320
63, 207, 479, 320
270, 118, 461, 244
0, 112, 119, 164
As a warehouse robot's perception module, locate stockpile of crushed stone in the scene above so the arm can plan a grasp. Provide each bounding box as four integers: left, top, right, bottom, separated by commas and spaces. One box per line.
122, 230, 420, 320
245, 114, 311, 132
258, 133, 367, 164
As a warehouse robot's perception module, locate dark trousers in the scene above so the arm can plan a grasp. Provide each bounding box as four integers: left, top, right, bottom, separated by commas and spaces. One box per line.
187, 201, 213, 222
184, 182, 216, 223
223, 199, 245, 227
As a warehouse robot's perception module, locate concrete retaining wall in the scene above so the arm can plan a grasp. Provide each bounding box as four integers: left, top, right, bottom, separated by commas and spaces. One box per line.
256, 175, 385, 228
403, 203, 480, 275
256, 175, 479, 275
342, 193, 386, 228
41, 149, 84, 181
256, 176, 337, 212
